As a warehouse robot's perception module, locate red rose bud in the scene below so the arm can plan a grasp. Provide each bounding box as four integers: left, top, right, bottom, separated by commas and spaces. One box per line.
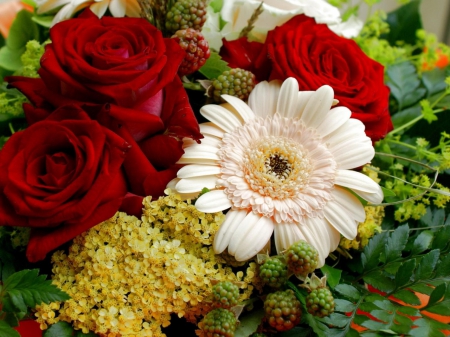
253, 14, 393, 142
172, 28, 211, 76
0, 105, 129, 262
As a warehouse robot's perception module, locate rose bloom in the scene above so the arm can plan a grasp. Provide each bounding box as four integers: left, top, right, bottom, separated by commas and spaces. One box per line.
202, 0, 362, 51
0, 105, 128, 262
220, 14, 391, 141
7, 10, 202, 213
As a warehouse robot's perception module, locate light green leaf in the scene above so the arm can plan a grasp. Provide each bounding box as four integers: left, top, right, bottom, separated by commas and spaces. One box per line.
363, 270, 395, 293
320, 265, 342, 289
420, 99, 438, 123
198, 52, 230, 80
2, 269, 70, 313
408, 317, 449, 337
392, 289, 421, 306
422, 68, 447, 96
0, 321, 20, 337
234, 309, 264, 337
7, 10, 40, 50
384, 224, 409, 263
209, 0, 223, 12
0, 46, 24, 71
334, 284, 360, 302
381, 186, 396, 197
334, 299, 356, 313
410, 230, 434, 255
32, 15, 54, 28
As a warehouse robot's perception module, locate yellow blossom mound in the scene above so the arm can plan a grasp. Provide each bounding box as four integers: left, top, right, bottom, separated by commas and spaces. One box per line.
36, 190, 262, 337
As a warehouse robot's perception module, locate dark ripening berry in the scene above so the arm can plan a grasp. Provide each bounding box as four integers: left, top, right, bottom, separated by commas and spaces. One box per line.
199, 308, 237, 337
264, 289, 301, 332
172, 28, 211, 76
306, 287, 335, 318
212, 281, 240, 308
211, 68, 256, 102
259, 257, 288, 288
166, 0, 207, 34
286, 240, 319, 277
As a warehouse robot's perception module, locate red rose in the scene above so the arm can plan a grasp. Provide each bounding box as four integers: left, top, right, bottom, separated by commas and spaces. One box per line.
7, 10, 202, 208
252, 14, 392, 141
0, 105, 128, 262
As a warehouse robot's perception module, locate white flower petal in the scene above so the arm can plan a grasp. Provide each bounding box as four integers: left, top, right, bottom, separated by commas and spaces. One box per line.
324, 197, 360, 239
166, 178, 199, 200
274, 222, 305, 254
277, 78, 299, 118
175, 175, 218, 193
37, 0, 70, 14
177, 164, 221, 179
235, 216, 274, 261
325, 118, 365, 143
315, 106, 351, 137
195, 189, 232, 213
331, 187, 366, 223
214, 209, 249, 254
294, 91, 314, 119
108, 0, 125, 16
178, 145, 220, 164
200, 123, 225, 138
221, 95, 255, 123
335, 170, 382, 193
89, 0, 109, 17
248, 80, 281, 118
352, 187, 384, 205
301, 85, 334, 128
200, 104, 243, 133
228, 212, 262, 255
333, 139, 374, 170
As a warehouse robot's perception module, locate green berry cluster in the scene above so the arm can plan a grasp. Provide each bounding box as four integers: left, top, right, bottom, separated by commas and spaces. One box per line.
211, 68, 256, 102
212, 281, 239, 308
199, 308, 237, 337
286, 240, 319, 277
259, 257, 288, 288
264, 289, 301, 332
165, 0, 207, 34
306, 287, 335, 318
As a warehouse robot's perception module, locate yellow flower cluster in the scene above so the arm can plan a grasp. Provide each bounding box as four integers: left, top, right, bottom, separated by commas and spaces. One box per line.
35, 189, 261, 337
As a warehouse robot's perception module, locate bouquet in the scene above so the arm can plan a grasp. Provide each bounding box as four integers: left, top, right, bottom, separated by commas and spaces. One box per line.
1, 0, 450, 336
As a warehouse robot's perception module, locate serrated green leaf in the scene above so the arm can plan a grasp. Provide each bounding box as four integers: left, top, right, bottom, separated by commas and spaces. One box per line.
320, 265, 341, 289
415, 249, 440, 280
383, 0, 422, 45
397, 305, 420, 317
424, 299, 450, 316
42, 321, 74, 337
420, 99, 438, 123
431, 222, 450, 251
322, 313, 350, 328
3, 312, 19, 329
3, 269, 70, 313
198, 52, 230, 79
408, 318, 448, 337
427, 283, 446, 307
410, 230, 434, 255
361, 232, 388, 271
234, 308, 264, 337
410, 283, 435, 295
391, 105, 421, 131
392, 289, 421, 306
334, 299, 356, 313
386, 61, 426, 110
395, 259, 416, 288
384, 224, 409, 263
422, 68, 447, 96
0, 321, 20, 337
435, 253, 450, 277
363, 271, 395, 293
334, 284, 360, 301
420, 207, 445, 228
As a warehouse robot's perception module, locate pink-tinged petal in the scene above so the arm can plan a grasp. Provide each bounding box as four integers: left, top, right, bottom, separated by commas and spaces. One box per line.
200, 104, 243, 133
227, 211, 262, 256
214, 209, 249, 254
331, 187, 366, 223
276, 78, 299, 118
335, 170, 382, 194
315, 106, 351, 137
324, 199, 359, 239
200, 123, 225, 138
248, 80, 281, 118
234, 216, 274, 261
221, 95, 255, 123
195, 189, 232, 213
274, 222, 305, 254
301, 85, 334, 129
177, 164, 221, 179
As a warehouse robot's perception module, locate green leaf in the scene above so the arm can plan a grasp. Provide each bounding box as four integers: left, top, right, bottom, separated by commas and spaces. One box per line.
334, 284, 360, 302
415, 249, 440, 280
363, 271, 395, 293
395, 259, 416, 288
234, 308, 264, 337
391, 105, 422, 131
7, 10, 40, 50
323, 313, 351, 328
278, 327, 314, 336
320, 265, 342, 289
435, 253, 450, 277
422, 68, 448, 96
420, 207, 445, 228
381, 186, 396, 198
74, 331, 98, 337
384, 224, 409, 263
2, 269, 70, 313
361, 232, 388, 271
427, 283, 446, 307
392, 289, 421, 306
0, 47, 24, 71
420, 99, 438, 123
424, 299, 450, 316
208, 0, 223, 12
408, 318, 448, 337
32, 15, 54, 28
42, 321, 74, 337
0, 321, 20, 337
383, 0, 422, 45
410, 230, 434, 255
198, 52, 230, 79
431, 221, 450, 251
386, 61, 426, 110
334, 299, 356, 313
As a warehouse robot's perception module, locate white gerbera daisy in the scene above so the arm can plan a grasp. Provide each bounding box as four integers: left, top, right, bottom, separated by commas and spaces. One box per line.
173, 78, 383, 266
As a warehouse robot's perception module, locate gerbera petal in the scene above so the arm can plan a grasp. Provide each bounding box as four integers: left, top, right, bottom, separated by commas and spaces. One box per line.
331, 187, 366, 223
335, 169, 382, 194
315, 106, 351, 137
108, 0, 126, 16
214, 209, 249, 254
352, 187, 384, 205
177, 164, 221, 179
277, 77, 299, 118
221, 95, 255, 123
200, 104, 243, 133
175, 175, 218, 193
301, 85, 334, 129
333, 139, 374, 170
294, 91, 315, 120
274, 222, 305, 254
228, 211, 262, 255
200, 123, 225, 138
195, 189, 232, 213
324, 198, 359, 239
325, 118, 365, 144
234, 216, 274, 261
177, 145, 220, 163
166, 178, 199, 200
248, 80, 281, 118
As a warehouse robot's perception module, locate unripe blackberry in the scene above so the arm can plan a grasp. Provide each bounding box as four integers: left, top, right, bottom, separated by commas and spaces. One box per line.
259, 257, 288, 288
286, 240, 319, 277
211, 68, 256, 102
199, 308, 237, 337
264, 289, 301, 332
212, 281, 239, 308
172, 28, 211, 76
306, 287, 335, 318
166, 0, 207, 34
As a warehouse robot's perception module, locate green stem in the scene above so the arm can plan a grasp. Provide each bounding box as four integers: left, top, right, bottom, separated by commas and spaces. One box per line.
388, 108, 444, 136
182, 82, 204, 91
